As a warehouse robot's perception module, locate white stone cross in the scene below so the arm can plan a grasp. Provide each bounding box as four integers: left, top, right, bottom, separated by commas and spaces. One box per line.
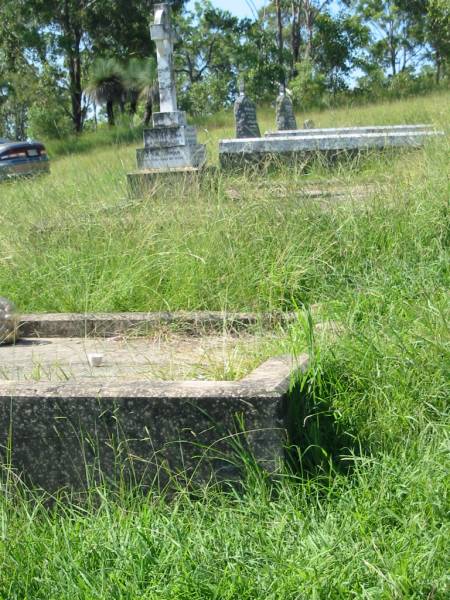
150, 3, 178, 114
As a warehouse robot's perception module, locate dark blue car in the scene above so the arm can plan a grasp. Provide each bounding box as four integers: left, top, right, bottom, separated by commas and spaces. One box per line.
0, 139, 50, 180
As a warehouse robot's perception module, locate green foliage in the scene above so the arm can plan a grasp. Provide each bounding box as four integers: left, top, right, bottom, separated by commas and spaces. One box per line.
427, 0, 450, 81
175, 1, 245, 111
86, 58, 126, 126
313, 12, 369, 91
28, 104, 72, 140
180, 75, 231, 116
2, 0, 449, 136
290, 60, 328, 109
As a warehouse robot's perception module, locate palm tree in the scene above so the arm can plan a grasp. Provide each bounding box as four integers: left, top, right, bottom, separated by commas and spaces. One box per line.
124, 58, 145, 116
124, 57, 159, 126
86, 58, 126, 126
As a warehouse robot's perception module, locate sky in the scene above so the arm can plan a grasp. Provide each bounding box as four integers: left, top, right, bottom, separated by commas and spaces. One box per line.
186, 0, 267, 19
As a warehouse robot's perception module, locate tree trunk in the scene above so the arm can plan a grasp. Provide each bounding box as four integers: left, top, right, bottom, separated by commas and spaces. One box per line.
291, 1, 301, 77
106, 101, 115, 126
129, 91, 139, 115
304, 1, 314, 60
275, 0, 285, 88
63, 0, 83, 133
436, 51, 441, 84
143, 89, 153, 127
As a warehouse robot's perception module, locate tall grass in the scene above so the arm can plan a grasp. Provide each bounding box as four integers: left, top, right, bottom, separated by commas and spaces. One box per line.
0, 91, 449, 597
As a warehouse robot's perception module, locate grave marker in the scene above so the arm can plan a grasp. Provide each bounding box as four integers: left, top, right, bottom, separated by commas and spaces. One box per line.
128, 2, 206, 192
234, 82, 261, 139
276, 87, 297, 131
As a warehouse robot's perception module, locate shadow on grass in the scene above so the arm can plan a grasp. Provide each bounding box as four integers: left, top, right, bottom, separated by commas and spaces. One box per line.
285, 378, 357, 478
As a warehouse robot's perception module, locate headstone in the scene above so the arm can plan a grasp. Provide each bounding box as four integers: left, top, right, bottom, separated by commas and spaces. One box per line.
304, 119, 315, 129
132, 3, 206, 173
0, 297, 19, 344
275, 87, 297, 131
234, 82, 261, 139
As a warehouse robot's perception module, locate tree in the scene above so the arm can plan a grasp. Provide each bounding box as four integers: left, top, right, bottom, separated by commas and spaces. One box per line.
175, 2, 246, 112
11, 0, 188, 133
347, 0, 427, 76
313, 12, 369, 92
124, 58, 159, 125
86, 58, 126, 126
427, 0, 450, 82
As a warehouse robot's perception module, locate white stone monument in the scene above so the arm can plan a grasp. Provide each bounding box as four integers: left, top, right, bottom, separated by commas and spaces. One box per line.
132, 3, 206, 178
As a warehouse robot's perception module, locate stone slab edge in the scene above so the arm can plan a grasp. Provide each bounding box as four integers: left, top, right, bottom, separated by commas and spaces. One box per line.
219, 130, 443, 155
0, 354, 309, 399
264, 124, 437, 137
0, 354, 309, 489
18, 311, 297, 338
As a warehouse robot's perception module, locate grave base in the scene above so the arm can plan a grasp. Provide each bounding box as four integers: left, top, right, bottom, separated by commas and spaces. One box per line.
127, 166, 216, 198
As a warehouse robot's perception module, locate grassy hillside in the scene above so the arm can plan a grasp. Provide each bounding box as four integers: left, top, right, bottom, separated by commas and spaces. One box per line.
0, 91, 449, 598
0, 91, 448, 314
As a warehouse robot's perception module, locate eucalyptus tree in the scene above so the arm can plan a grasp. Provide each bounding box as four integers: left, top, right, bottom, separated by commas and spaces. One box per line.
425, 0, 450, 82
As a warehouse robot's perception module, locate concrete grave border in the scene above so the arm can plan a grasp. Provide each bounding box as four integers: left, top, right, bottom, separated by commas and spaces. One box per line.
19, 310, 297, 338
1, 312, 308, 492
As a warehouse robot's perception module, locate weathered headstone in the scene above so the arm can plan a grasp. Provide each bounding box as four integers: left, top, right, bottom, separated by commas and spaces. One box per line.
275, 87, 297, 131
129, 3, 206, 180
234, 82, 261, 139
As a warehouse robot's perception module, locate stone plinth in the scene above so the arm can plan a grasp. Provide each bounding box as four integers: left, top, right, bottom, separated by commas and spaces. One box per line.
135, 106, 205, 172
127, 166, 212, 198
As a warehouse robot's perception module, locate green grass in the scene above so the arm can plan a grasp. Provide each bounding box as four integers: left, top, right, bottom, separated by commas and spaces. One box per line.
0, 91, 449, 598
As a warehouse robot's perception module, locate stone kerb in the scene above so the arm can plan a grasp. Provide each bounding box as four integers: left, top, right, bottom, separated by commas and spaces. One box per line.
19, 311, 297, 338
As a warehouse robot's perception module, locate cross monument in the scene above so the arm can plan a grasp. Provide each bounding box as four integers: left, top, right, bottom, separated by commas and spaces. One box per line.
151, 3, 178, 114
128, 1, 206, 186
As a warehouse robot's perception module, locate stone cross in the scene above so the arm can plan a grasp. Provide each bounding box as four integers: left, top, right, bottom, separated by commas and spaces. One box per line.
150, 3, 178, 114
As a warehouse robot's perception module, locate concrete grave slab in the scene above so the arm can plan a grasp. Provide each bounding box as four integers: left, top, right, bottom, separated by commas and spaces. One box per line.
264, 124, 437, 137
219, 128, 444, 168
0, 334, 279, 383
